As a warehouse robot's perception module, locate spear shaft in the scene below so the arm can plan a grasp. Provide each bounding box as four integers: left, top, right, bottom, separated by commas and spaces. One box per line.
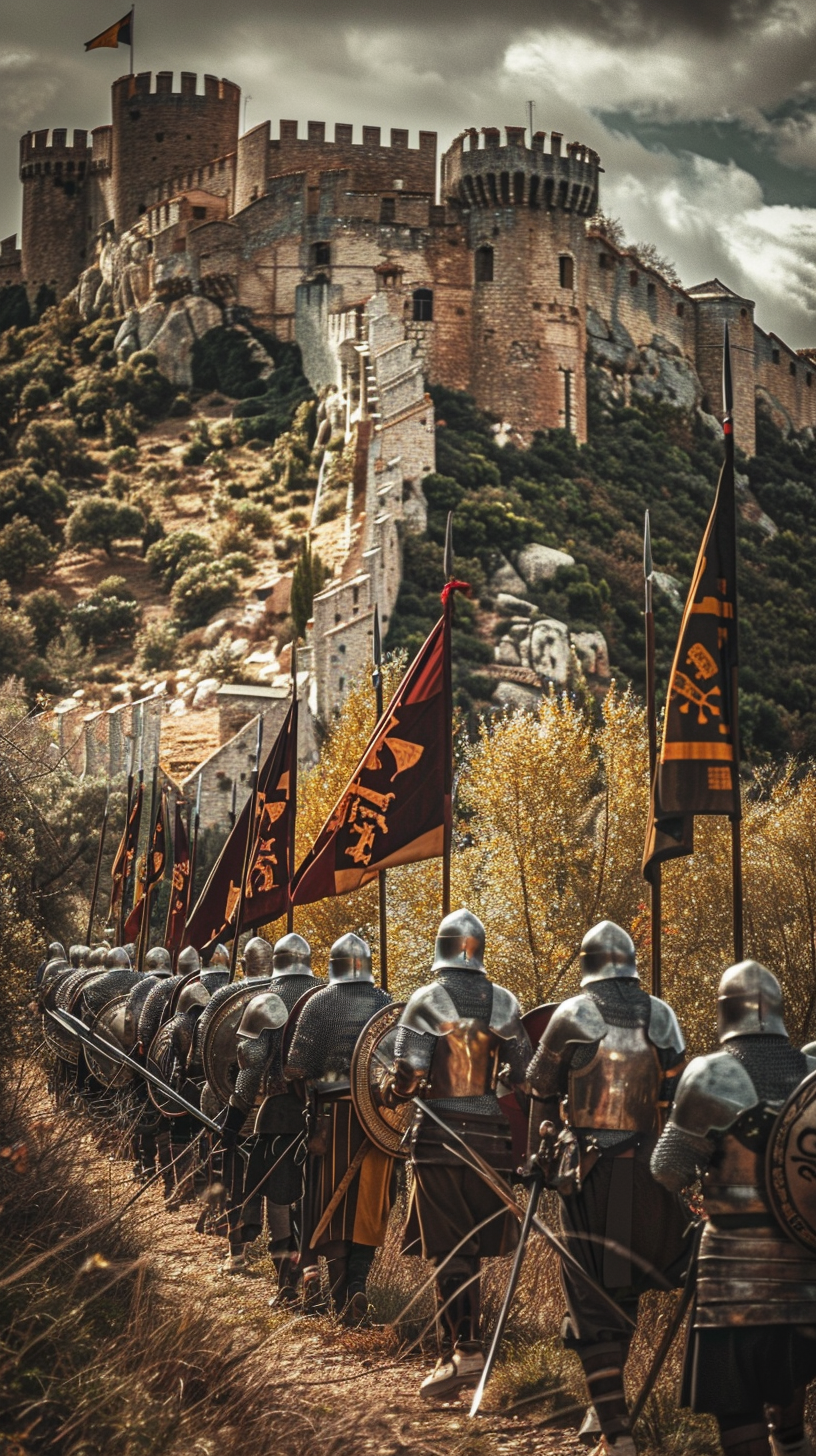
86, 791, 109, 946
287, 642, 299, 935
442, 511, 454, 917
372, 606, 388, 990
723, 325, 744, 962
229, 715, 264, 980
644, 510, 662, 999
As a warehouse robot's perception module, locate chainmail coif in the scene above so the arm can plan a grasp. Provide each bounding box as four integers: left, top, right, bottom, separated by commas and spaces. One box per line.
285, 981, 391, 1081
725, 1034, 807, 1104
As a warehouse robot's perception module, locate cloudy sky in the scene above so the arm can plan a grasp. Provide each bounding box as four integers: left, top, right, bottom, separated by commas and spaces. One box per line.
3, 0, 816, 344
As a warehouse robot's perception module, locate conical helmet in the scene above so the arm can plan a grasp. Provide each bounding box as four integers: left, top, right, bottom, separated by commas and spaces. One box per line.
717, 961, 787, 1041
579, 921, 638, 986
432, 909, 486, 974
328, 933, 373, 983
273, 933, 312, 979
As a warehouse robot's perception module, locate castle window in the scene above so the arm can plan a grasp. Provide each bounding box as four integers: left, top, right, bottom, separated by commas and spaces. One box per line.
772, 348, 780, 364
676, 302, 685, 318
599, 254, 609, 269
155, 132, 164, 142
413, 288, 434, 322
380, 196, 396, 224
740, 308, 748, 318
629, 269, 639, 287
475, 246, 494, 283
192, 206, 206, 220
339, 676, 345, 693
790, 361, 797, 376
808, 374, 813, 388
559, 255, 574, 290
352, 585, 359, 606
647, 281, 656, 297
307, 187, 320, 217
312, 241, 331, 268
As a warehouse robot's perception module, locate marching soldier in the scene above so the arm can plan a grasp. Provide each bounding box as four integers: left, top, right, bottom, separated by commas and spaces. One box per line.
652, 961, 816, 1456
220, 934, 323, 1297
382, 908, 532, 1398
284, 933, 392, 1321
527, 920, 691, 1456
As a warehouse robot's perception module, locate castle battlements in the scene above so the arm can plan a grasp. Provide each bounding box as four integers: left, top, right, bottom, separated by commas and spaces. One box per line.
112, 71, 241, 105
442, 127, 600, 214
20, 128, 92, 172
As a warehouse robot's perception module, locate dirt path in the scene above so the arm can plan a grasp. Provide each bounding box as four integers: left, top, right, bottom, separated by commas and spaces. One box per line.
76, 1114, 584, 1456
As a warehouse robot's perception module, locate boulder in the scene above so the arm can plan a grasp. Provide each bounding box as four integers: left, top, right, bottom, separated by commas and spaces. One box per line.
631, 344, 702, 412
202, 617, 230, 646
491, 681, 542, 712
77, 266, 103, 320
489, 553, 527, 596
114, 310, 140, 358
137, 300, 168, 349
653, 571, 682, 609
184, 295, 223, 339
529, 617, 571, 686
229, 636, 250, 659
571, 630, 610, 682
496, 592, 534, 617
148, 303, 196, 387
516, 544, 575, 586
494, 637, 521, 666
192, 677, 220, 709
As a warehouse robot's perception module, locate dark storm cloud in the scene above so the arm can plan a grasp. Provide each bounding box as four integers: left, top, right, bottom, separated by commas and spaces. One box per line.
2, 0, 816, 342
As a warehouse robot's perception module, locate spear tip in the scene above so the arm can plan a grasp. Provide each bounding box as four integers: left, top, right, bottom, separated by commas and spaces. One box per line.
372, 602, 382, 670
643, 509, 653, 580
723, 321, 733, 416
443, 511, 454, 581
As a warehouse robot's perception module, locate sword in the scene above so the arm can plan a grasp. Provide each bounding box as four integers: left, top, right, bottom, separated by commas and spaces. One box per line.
49, 1007, 224, 1135
630, 1219, 702, 1428
468, 1168, 543, 1417
413, 1095, 635, 1332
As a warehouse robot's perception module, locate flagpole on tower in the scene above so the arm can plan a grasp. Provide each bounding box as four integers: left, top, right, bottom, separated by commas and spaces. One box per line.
372, 606, 388, 990
130, 5, 135, 75
286, 642, 299, 935
442, 511, 454, 917
643, 511, 661, 999
723, 324, 744, 962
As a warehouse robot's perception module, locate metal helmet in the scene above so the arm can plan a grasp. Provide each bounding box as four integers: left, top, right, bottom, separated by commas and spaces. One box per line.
177, 982, 210, 1014
104, 947, 132, 970
717, 961, 787, 1041
209, 944, 230, 967
580, 921, 638, 986
236, 990, 289, 1040
48, 941, 66, 961
242, 936, 274, 977
87, 946, 107, 967
273, 932, 313, 979
145, 946, 172, 976
123, 943, 136, 961
69, 944, 90, 968
431, 909, 486, 975
177, 946, 200, 975
328, 933, 373, 984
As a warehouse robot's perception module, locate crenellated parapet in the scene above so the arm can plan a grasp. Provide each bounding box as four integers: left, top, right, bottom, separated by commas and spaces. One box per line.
442, 126, 600, 215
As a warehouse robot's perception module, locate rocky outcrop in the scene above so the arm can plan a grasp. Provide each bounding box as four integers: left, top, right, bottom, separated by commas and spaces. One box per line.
516, 543, 576, 585
587, 308, 703, 414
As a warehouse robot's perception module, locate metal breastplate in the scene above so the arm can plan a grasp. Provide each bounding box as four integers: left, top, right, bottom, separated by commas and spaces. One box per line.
703, 1110, 774, 1218
427, 1019, 501, 1099
568, 1023, 661, 1132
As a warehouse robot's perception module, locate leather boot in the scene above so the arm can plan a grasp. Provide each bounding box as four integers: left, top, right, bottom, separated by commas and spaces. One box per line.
719, 1421, 773, 1456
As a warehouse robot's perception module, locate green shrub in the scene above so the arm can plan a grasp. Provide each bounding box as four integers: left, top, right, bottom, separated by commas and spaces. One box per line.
235, 500, 274, 536
104, 404, 138, 449
182, 420, 212, 466
191, 326, 269, 399
20, 379, 50, 414
0, 518, 56, 586
135, 619, 178, 672
216, 520, 257, 557
65, 497, 144, 556
220, 550, 255, 577
69, 578, 142, 647
290, 537, 327, 636
16, 418, 90, 480
146, 529, 210, 590
0, 285, 31, 336
21, 588, 68, 652
170, 560, 238, 628
108, 445, 138, 469
0, 466, 66, 537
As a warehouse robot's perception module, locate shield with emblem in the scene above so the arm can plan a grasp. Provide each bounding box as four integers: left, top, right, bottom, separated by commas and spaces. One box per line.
146, 1020, 188, 1118
41, 968, 83, 1064
85, 994, 133, 1089
201, 978, 273, 1106
350, 1002, 411, 1159
499, 1003, 559, 1169
766, 1068, 816, 1254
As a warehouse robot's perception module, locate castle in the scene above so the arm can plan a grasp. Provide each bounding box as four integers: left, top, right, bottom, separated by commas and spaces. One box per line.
3, 69, 816, 454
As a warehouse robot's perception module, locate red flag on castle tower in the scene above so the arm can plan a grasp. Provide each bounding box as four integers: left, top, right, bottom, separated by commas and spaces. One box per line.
85, 8, 134, 73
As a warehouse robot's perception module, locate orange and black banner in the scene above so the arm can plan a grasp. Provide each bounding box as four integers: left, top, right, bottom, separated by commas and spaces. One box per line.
165, 798, 191, 955
643, 420, 739, 881
125, 787, 167, 941
186, 707, 296, 952
291, 600, 456, 905
85, 10, 132, 50
108, 776, 143, 920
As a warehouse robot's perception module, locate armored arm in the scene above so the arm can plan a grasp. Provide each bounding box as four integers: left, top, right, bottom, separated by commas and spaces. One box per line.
491, 986, 533, 1089
648, 998, 688, 1123
283, 994, 324, 1082
651, 1051, 756, 1193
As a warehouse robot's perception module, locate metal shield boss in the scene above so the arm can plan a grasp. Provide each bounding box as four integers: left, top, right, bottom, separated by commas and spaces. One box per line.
146, 1020, 188, 1118
767, 1068, 816, 1254
350, 1002, 411, 1159
85, 994, 133, 1089
201, 978, 272, 1105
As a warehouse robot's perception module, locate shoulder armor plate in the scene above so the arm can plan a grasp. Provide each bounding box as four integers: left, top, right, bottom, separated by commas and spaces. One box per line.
648, 998, 686, 1054
671, 1051, 758, 1138
489, 984, 525, 1041
400, 981, 460, 1037
540, 994, 607, 1055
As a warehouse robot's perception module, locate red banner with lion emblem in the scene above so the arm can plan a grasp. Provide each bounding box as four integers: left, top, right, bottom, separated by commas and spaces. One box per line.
643, 420, 739, 881
164, 796, 191, 956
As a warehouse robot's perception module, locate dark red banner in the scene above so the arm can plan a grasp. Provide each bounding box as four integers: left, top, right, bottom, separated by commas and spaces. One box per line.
164, 797, 191, 955
108, 777, 143, 922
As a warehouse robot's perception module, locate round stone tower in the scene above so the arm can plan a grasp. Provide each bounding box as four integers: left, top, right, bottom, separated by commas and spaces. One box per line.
19, 128, 94, 300
442, 126, 601, 442
110, 71, 240, 233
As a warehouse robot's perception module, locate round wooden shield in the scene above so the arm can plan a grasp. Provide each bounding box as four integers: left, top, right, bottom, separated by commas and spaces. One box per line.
499, 1001, 559, 1170
350, 1002, 411, 1160
41, 968, 83, 1063
767, 1068, 816, 1254
85, 994, 133, 1089
146, 1020, 186, 1118
201, 978, 272, 1106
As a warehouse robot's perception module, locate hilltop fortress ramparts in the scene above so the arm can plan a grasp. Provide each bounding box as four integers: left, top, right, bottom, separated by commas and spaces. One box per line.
3, 70, 816, 454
